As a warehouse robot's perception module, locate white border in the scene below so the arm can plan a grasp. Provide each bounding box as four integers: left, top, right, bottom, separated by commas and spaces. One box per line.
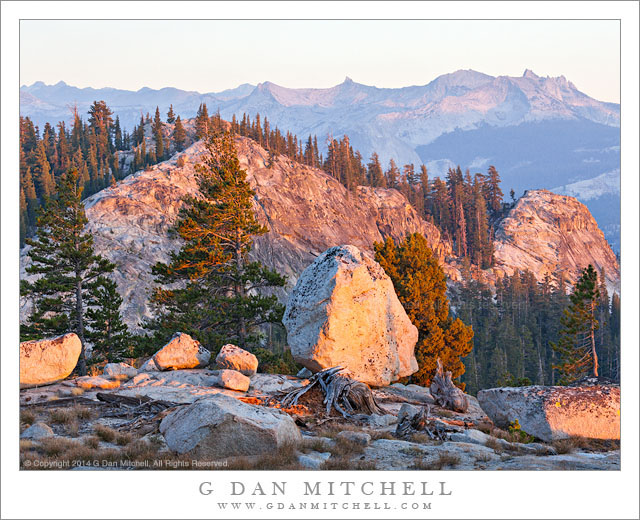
2, 2, 638, 519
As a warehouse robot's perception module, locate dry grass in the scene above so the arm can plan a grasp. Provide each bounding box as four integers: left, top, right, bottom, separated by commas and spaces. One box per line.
369, 430, 395, 441
400, 445, 424, 457
69, 388, 85, 396
20, 410, 36, 426
301, 438, 331, 453
49, 409, 76, 425
94, 424, 118, 443
83, 436, 101, 449
484, 436, 504, 453
432, 452, 461, 469
37, 437, 79, 457
73, 406, 95, 420
329, 437, 366, 457
115, 432, 134, 446
316, 422, 362, 439
475, 452, 493, 463
65, 421, 80, 437
409, 432, 432, 444
552, 438, 578, 454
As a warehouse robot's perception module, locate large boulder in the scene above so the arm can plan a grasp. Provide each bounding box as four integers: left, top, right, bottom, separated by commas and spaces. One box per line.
282, 245, 418, 387
152, 332, 211, 370
477, 385, 620, 442
20, 333, 82, 388
215, 344, 258, 376
159, 394, 301, 457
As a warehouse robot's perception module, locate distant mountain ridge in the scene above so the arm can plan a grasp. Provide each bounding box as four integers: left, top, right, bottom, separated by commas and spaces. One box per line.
19, 69, 621, 251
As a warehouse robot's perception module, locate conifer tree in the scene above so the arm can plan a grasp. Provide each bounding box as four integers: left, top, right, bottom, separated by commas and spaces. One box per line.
21, 169, 115, 375
375, 233, 474, 387
172, 116, 187, 151
552, 265, 601, 383
166, 104, 176, 124
86, 276, 131, 362
195, 103, 209, 140
148, 131, 286, 350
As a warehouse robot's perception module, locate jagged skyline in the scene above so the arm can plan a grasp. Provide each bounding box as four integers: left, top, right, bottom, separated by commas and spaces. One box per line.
20, 20, 620, 103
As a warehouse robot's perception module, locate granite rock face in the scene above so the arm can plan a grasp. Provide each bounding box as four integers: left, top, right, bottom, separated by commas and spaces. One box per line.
477, 384, 620, 442
283, 245, 419, 387
493, 190, 620, 295
20, 333, 82, 388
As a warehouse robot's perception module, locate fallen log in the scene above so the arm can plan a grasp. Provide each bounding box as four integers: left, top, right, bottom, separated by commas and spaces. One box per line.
280, 367, 385, 418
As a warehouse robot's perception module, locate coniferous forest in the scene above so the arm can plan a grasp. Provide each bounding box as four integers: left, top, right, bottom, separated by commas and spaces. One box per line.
19, 101, 620, 392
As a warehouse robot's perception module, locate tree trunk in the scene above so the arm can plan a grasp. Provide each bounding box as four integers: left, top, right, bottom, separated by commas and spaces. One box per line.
235, 229, 247, 348
591, 302, 599, 377
75, 279, 87, 375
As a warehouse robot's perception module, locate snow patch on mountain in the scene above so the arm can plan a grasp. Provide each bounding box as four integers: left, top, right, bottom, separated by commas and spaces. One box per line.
552, 170, 620, 201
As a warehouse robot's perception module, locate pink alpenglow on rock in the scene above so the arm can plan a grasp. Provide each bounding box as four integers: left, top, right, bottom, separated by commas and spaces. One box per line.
20, 333, 82, 388
283, 245, 419, 387
215, 344, 259, 376
152, 332, 211, 370
215, 369, 251, 392
76, 376, 121, 390
477, 384, 620, 442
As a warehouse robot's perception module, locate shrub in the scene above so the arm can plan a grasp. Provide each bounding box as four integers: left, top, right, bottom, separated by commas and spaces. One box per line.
94, 424, 118, 443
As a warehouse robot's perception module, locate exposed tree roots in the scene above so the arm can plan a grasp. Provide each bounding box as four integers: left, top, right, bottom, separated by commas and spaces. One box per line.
280, 367, 385, 417
430, 359, 469, 413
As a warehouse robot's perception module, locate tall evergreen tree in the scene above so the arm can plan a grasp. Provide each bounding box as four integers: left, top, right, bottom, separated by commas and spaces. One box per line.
552, 265, 601, 383
148, 131, 286, 350
375, 233, 474, 387
21, 169, 115, 374
86, 276, 131, 362
172, 116, 187, 151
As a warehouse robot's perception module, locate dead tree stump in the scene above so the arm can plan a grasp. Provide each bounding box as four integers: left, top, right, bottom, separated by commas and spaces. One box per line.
429, 359, 469, 413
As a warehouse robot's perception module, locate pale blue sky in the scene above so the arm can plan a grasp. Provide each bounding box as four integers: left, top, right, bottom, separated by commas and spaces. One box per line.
20, 20, 620, 102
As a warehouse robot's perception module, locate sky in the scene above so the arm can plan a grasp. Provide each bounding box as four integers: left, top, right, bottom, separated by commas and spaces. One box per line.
20, 19, 620, 102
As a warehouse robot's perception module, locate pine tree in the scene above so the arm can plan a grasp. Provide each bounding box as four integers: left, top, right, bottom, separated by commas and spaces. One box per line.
20, 169, 115, 375
85, 276, 131, 362
552, 265, 601, 384
148, 131, 286, 351
114, 116, 123, 150
195, 103, 209, 140
166, 104, 176, 124
374, 233, 474, 387
172, 116, 187, 151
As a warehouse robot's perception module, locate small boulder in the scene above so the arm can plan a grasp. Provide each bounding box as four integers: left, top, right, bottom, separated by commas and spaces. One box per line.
152, 333, 210, 371
214, 369, 250, 392
283, 245, 418, 387
298, 451, 331, 469
21, 422, 54, 440
336, 430, 371, 446
159, 394, 302, 457
76, 376, 121, 390
477, 384, 620, 442
129, 373, 154, 386
397, 403, 423, 423
103, 363, 137, 381
215, 344, 258, 376
20, 333, 82, 388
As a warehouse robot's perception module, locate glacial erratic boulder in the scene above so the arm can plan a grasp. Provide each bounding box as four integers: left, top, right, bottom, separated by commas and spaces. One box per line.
20, 333, 82, 388
215, 344, 258, 376
159, 394, 301, 457
152, 332, 211, 370
477, 385, 620, 442
282, 245, 418, 387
